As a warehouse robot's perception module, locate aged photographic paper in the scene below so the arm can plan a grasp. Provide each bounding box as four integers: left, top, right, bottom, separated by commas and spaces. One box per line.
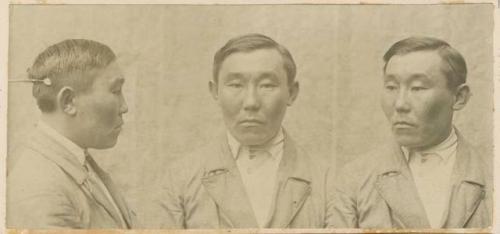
1, 1, 497, 233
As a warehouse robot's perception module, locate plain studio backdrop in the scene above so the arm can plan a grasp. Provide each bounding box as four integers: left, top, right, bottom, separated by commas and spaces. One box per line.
7, 4, 493, 227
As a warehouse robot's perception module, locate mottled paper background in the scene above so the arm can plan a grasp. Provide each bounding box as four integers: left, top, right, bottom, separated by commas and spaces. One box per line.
7, 4, 493, 227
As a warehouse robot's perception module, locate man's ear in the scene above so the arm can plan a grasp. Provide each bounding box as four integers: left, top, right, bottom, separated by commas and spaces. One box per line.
452, 83, 471, 111
287, 81, 299, 106
57, 87, 77, 115
209, 80, 218, 100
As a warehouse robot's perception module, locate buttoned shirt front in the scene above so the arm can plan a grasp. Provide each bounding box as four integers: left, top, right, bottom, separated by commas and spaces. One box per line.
227, 128, 284, 227
402, 128, 458, 228
37, 121, 126, 226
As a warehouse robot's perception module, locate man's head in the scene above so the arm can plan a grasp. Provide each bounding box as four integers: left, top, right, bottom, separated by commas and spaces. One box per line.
381, 37, 470, 150
209, 34, 299, 146
30, 39, 128, 149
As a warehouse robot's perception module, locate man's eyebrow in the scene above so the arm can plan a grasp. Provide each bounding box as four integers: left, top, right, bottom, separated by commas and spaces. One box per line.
111, 77, 125, 86
383, 74, 396, 81
223, 73, 245, 81
258, 72, 279, 79
408, 73, 431, 82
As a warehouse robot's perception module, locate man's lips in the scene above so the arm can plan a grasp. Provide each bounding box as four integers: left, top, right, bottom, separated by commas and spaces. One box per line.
239, 119, 264, 126
114, 121, 124, 130
392, 121, 416, 128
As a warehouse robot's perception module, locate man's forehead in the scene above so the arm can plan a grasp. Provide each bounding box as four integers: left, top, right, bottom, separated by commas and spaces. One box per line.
95, 62, 125, 83
222, 49, 283, 66
219, 49, 286, 77
385, 50, 444, 75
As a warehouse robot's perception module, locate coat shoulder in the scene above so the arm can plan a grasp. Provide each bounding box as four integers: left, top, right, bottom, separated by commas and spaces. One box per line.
8, 145, 76, 197
334, 147, 391, 194
159, 142, 218, 189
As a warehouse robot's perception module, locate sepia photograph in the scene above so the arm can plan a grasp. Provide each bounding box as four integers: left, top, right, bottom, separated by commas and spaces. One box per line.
2, 1, 496, 233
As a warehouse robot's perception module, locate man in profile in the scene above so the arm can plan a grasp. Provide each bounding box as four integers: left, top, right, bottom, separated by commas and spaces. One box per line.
7, 39, 135, 228
157, 34, 331, 228
328, 37, 492, 228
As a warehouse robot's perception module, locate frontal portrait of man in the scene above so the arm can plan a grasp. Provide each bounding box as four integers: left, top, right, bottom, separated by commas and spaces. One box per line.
7, 39, 136, 229
329, 37, 492, 228
155, 33, 332, 229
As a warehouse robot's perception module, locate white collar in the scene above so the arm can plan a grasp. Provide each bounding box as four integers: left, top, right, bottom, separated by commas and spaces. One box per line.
227, 128, 284, 159
37, 120, 87, 165
402, 128, 458, 162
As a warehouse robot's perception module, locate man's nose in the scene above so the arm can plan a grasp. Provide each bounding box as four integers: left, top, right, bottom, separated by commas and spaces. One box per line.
120, 94, 129, 114
394, 89, 411, 113
242, 86, 260, 111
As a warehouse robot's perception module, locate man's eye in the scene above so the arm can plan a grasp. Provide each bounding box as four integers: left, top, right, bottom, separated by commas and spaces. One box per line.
384, 84, 398, 91
411, 86, 427, 91
228, 83, 242, 88
112, 89, 122, 94
261, 83, 277, 89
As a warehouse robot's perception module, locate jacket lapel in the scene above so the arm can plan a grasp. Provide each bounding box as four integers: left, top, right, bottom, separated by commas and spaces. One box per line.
87, 156, 133, 228
374, 144, 430, 228
266, 132, 312, 228
201, 134, 258, 228
442, 132, 486, 228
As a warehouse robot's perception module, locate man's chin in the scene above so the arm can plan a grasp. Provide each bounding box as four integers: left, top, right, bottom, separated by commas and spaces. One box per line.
393, 134, 422, 149
235, 133, 271, 146
90, 139, 119, 150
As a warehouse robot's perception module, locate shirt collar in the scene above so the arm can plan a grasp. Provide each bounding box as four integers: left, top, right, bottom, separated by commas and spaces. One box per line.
402, 128, 458, 162
227, 127, 285, 160
37, 121, 87, 166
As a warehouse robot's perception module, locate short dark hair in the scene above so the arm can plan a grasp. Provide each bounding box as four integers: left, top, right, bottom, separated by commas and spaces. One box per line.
383, 36, 467, 89
29, 39, 117, 113
213, 33, 296, 84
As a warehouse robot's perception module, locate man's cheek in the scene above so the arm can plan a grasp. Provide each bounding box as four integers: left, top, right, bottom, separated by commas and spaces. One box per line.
268, 99, 288, 117
425, 97, 449, 121
221, 101, 240, 115
95, 102, 118, 128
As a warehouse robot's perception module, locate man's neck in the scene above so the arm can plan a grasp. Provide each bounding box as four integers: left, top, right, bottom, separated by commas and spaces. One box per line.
227, 128, 284, 159
40, 114, 86, 149
411, 127, 453, 152
402, 127, 457, 161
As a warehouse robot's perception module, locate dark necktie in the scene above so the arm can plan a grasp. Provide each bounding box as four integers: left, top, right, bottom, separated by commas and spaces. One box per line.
83, 150, 126, 227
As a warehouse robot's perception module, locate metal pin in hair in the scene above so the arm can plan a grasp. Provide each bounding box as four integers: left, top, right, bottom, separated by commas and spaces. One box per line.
9, 77, 52, 86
